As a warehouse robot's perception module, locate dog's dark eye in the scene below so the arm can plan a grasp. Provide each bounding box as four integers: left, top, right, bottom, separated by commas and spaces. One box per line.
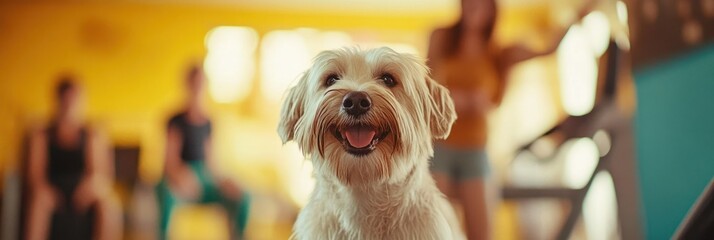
325, 74, 340, 87
379, 73, 397, 87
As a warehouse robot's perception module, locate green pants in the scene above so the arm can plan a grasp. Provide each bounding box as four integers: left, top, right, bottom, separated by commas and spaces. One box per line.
155, 161, 250, 240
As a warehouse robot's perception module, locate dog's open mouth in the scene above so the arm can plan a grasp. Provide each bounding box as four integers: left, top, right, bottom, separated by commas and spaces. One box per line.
332, 124, 389, 156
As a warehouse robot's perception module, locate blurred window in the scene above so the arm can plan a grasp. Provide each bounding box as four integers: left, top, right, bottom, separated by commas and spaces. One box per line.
204, 26, 259, 103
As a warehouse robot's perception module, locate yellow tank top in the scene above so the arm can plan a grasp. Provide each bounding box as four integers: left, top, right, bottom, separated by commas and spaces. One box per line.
436, 53, 500, 148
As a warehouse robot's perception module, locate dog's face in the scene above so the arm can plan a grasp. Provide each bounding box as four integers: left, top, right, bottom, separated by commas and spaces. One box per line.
278, 47, 456, 186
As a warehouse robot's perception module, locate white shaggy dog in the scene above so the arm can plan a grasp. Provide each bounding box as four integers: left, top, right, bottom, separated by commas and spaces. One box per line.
278, 47, 464, 240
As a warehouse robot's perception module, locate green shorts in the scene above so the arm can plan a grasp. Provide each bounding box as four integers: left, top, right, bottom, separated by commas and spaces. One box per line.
155, 161, 250, 240
430, 144, 490, 181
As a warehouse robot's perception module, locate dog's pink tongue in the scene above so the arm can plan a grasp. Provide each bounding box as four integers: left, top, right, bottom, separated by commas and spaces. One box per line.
344, 127, 376, 148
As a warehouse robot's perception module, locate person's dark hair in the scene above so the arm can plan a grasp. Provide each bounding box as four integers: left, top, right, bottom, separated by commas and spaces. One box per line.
446, 0, 498, 57
56, 75, 77, 100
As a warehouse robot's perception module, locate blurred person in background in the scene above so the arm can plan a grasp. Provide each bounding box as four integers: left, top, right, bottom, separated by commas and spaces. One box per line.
155, 65, 250, 240
25, 76, 122, 240
427, 0, 596, 238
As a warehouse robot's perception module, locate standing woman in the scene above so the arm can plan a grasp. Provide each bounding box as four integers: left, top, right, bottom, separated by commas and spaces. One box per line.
427, 0, 595, 239
155, 65, 250, 240
25, 77, 122, 240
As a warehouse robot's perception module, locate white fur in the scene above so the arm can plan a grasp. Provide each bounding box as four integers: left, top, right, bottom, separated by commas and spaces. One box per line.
278, 47, 463, 240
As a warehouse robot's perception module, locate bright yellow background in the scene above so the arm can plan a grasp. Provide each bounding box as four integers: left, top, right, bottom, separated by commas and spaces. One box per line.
0, 0, 556, 179
0, 2, 566, 239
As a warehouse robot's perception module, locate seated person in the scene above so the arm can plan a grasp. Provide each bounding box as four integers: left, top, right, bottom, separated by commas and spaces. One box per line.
25, 76, 122, 240
155, 65, 250, 240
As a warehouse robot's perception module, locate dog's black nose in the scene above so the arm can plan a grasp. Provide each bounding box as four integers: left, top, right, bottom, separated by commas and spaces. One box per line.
342, 91, 371, 116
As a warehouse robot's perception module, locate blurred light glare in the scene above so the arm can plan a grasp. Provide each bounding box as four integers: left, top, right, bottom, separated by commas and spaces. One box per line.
616, 1, 629, 26
562, 138, 600, 188
582, 11, 611, 57
583, 171, 620, 240
531, 137, 556, 158
260, 30, 312, 102
593, 130, 612, 157
615, 1, 632, 50
557, 26, 598, 116
260, 29, 353, 102
509, 62, 559, 139
282, 143, 315, 207
204, 26, 259, 103
321, 31, 354, 50
510, 151, 560, 188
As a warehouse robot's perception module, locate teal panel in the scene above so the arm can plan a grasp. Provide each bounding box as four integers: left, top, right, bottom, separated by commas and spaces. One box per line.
634, 44, 714, 239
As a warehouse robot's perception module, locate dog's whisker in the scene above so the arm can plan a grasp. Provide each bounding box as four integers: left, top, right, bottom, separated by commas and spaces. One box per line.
324, 88, 346, 97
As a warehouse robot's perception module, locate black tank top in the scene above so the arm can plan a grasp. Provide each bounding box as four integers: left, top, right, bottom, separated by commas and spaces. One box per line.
168, 112, 212, 163
47, 126, 87, 181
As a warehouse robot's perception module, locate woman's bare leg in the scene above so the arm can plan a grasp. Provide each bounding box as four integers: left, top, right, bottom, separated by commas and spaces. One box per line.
94, 195, 123, 240
25, 188, 58, 240
432, 172, 455, 199
217, 179, 246, 240
459, 178, 491, 240
217, 178, 242, 200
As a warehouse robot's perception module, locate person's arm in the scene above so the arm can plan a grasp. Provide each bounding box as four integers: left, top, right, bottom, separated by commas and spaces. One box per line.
203, 138, 219, 177
202, 121, 221, 177
165, 126, 186, 183
165, 125, 200, 199
74, 127, 114, 210
27, 129, 52, 192
165, 126, 181, 174
86, 128, 114, 188
499, 0, 598, 69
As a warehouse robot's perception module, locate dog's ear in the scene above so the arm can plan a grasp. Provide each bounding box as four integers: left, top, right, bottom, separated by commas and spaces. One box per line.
426, 77, 456, 139
278, 73, 308, 144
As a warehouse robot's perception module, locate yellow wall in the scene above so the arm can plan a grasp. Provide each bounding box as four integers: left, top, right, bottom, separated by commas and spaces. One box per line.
0, 1, 553, 180
0, 2, 451, 181
0, 1, 560, 200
